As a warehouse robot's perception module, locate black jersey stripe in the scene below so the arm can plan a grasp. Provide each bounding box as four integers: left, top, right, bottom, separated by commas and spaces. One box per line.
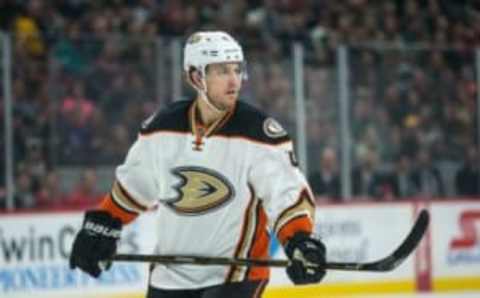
113, 180, 149, 212
109, 191, 140, 216
273, 188, 315, 236
139, 100, 291, 145
244, 199, 262, 279
226, 185, 257, 282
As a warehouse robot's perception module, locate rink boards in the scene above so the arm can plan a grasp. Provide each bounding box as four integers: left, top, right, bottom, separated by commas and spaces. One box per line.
0, 200, 479, 298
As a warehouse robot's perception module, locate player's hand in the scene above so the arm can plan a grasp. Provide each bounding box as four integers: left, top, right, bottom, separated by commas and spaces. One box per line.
69, 210, 122, 278
284, 232, 327, 285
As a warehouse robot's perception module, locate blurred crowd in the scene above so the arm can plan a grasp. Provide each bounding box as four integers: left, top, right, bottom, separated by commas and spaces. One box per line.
0, 0, 479, 210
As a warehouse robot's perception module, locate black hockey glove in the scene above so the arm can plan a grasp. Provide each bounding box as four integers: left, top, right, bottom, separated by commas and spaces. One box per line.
284, 232, 327, 285
69, 210, 122, 278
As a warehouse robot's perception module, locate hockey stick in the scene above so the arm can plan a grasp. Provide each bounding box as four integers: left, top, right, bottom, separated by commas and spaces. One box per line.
111, 209, 429, 272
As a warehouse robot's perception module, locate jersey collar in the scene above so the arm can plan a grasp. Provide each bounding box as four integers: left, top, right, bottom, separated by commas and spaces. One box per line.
188, 99, 234, 138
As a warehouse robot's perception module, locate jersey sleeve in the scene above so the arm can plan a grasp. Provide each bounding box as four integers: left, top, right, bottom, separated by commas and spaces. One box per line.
248, 141, 316, 245
98, 136, 158, 224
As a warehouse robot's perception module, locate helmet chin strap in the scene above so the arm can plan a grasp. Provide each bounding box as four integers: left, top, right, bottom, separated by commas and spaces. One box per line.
200, 84, 226, 114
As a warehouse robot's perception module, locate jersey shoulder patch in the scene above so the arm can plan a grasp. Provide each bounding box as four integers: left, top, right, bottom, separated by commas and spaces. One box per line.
263, 117, 288, 139
219, 101, 291, 145
139, 100, 192, 135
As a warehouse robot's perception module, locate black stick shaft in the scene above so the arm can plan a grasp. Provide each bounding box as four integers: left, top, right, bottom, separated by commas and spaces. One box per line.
112, 254, 290, 267
111, 210, 429, 272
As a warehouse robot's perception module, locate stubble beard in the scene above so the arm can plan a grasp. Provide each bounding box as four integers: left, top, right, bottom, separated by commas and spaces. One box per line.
211, 94, 237, 112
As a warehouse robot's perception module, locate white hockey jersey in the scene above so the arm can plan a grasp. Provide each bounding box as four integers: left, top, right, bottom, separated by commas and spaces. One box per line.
101, 100, 315, 289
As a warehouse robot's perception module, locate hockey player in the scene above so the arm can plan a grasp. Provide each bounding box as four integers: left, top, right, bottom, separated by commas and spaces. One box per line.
69, 31, 327, 297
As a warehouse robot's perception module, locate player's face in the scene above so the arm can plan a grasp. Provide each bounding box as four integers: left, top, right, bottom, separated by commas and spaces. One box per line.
205, 62, 243, 111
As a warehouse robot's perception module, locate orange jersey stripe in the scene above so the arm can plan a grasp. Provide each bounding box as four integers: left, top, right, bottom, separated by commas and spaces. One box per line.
277, 215, 313, 245
246, 203, 270, 280
273, 188, 315, 244
98, 194, 138, 224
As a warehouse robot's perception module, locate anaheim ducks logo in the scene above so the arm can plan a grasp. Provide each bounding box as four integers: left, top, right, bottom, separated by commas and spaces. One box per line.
187, 33, 202, 44
166, 166, 234, 214
263, 117, 287, 138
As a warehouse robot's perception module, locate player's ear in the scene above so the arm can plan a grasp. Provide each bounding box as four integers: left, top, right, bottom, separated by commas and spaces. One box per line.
188, 68, 204, 91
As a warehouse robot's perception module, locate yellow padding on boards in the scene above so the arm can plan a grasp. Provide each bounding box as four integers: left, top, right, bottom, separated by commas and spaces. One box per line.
263, 280, 414, 298
93, 281, 413, 298
99, 277, 480, 298
434, 276, 480, 292
105, 294, 143, 298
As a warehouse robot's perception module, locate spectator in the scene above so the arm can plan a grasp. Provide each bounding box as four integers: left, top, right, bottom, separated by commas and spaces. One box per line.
23, 137, 47, 183
59, 81, 96, 163
53, 22, 91, 75
14, 170, 36, 209
61, 81, 95, 125
388, 154, 418, 198
13, 0, 46, 58
65, 168, 102, 208
411, 148, 445, 198
60, 107, 95, 164
352, 97, 374, 140
351, 148, 388, 199
98, 124, 132, 164
455, 145, 480, 196
262, 63, 294, 127
308, 147, 341, 200
36, 171, 66, 209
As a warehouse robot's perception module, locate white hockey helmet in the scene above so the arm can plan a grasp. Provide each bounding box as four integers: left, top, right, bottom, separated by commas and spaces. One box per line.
183, 31, 245, 77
